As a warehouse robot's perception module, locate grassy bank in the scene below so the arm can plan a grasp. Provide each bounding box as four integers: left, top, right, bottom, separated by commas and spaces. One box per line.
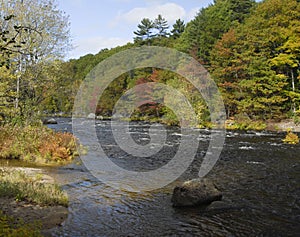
225, 119, 267, 131
0, 168, 68, 236
0, 124, 75, 236
0, 168, 68, 206
0, 125, 79, 165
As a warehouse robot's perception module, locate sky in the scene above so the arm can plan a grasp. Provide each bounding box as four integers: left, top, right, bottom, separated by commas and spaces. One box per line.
57, 0, 214, 59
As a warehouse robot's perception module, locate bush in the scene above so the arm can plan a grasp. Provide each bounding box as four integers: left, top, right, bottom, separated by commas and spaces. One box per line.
282, 130, 299, 144
0, 125, 79, 164
293, 115, 300, 125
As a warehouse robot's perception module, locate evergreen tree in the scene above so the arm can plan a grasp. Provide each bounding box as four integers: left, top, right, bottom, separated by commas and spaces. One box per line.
171, 19, 185, 39
228, 0, 255, 23
153, 14, 169, 38
176, 0, 255, 65
133, 18, 154, 43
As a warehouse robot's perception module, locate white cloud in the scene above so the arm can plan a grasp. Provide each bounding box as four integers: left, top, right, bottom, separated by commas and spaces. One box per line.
187, 7, 200, 22
114, 2, 186, 25
67, 36, 132, 59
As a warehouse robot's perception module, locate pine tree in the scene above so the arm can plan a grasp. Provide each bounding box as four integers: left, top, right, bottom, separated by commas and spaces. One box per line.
153, 14, 169, 38
176, 0, 255, 65
133, 18, 154, 42
171, 19, 185, 39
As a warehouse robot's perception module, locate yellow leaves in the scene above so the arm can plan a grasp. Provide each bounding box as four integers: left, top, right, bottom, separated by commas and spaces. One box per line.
270, 53, 298, 68
283, 129, 299, 144
276, 74, 287, 80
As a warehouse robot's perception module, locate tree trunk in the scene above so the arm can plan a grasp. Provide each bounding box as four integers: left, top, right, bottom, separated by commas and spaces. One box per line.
291, 69, 296, 113
15, 76, 20, 109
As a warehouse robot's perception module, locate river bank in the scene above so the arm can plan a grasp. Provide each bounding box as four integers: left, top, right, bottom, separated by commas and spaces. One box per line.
265, 119, 300, 132
0, 197, 68, 232
0, 167, 68, 236
49, 120, 300, 236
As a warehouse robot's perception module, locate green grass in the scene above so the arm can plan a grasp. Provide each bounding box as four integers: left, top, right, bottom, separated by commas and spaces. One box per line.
0, 211, 42, 237
0, 168, 68, 207
0, 168, 68, 236
226, 120, 267, 131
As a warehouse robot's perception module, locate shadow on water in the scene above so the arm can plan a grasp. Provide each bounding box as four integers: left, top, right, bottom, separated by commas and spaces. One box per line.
32, 118, 300, 236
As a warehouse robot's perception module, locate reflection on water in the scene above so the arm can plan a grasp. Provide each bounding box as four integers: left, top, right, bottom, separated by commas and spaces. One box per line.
15, 118, 300, 236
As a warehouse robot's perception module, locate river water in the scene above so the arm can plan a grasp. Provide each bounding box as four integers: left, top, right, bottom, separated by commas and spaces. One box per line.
44, 118, 299, 236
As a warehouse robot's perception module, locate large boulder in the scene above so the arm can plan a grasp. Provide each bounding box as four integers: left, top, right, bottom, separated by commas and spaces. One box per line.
171, 178, 222, 207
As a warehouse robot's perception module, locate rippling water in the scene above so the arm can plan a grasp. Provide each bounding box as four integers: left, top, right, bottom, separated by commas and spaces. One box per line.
46, 118, 300, 236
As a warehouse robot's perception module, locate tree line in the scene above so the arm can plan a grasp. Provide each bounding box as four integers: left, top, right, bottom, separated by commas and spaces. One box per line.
1, 0, 299, 126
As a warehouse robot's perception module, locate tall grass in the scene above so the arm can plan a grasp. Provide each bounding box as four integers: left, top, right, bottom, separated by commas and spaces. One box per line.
0, 168, 68, 206
0, 168, 68, 236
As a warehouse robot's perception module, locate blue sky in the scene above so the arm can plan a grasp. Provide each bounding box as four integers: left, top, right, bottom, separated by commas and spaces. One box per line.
57, 0, 214, 59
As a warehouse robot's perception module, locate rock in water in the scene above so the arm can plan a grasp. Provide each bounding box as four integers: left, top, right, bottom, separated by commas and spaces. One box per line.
43, 118, 57, 124
171, 178, 222, 207
87, 113, 96, 119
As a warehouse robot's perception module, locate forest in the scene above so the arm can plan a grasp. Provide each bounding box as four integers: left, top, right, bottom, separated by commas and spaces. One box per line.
1, 1, 299, 234
1, 0, 300, 128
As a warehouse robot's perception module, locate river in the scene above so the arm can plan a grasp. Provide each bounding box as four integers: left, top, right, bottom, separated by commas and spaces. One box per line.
40, 118, 300, 236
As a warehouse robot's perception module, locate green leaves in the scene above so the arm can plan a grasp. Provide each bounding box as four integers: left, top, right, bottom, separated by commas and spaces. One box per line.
171, 19, 185, 39
35, 0, 300, 124
133, 15, 184, 45
211, 0, 300, 120
134, 18, 154, 42
177, 0, 255, 64
0, 0, 71, 124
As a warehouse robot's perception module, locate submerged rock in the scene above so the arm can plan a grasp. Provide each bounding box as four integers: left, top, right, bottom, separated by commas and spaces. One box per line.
171, 178, 222, 207
43, 118, 57, 124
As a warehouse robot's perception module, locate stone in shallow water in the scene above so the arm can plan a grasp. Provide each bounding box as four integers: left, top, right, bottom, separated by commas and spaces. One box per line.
171, 178, 222, 207
87, 113, 96, 119
43, 118, 57, 124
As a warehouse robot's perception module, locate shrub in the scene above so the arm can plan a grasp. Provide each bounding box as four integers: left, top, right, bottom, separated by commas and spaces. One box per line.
283, 130, 299, 144
0, 125, 79, 164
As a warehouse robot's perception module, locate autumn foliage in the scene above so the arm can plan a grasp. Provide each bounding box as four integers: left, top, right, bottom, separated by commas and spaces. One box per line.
0, 125, 78, 164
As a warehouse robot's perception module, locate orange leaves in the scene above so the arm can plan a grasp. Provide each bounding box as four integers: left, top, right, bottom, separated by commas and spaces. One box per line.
0, 125, 78, 164
38, 131, 78, 162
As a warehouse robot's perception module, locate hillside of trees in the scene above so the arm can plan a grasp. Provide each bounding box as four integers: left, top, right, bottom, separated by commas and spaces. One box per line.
1, 0, 299, 127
